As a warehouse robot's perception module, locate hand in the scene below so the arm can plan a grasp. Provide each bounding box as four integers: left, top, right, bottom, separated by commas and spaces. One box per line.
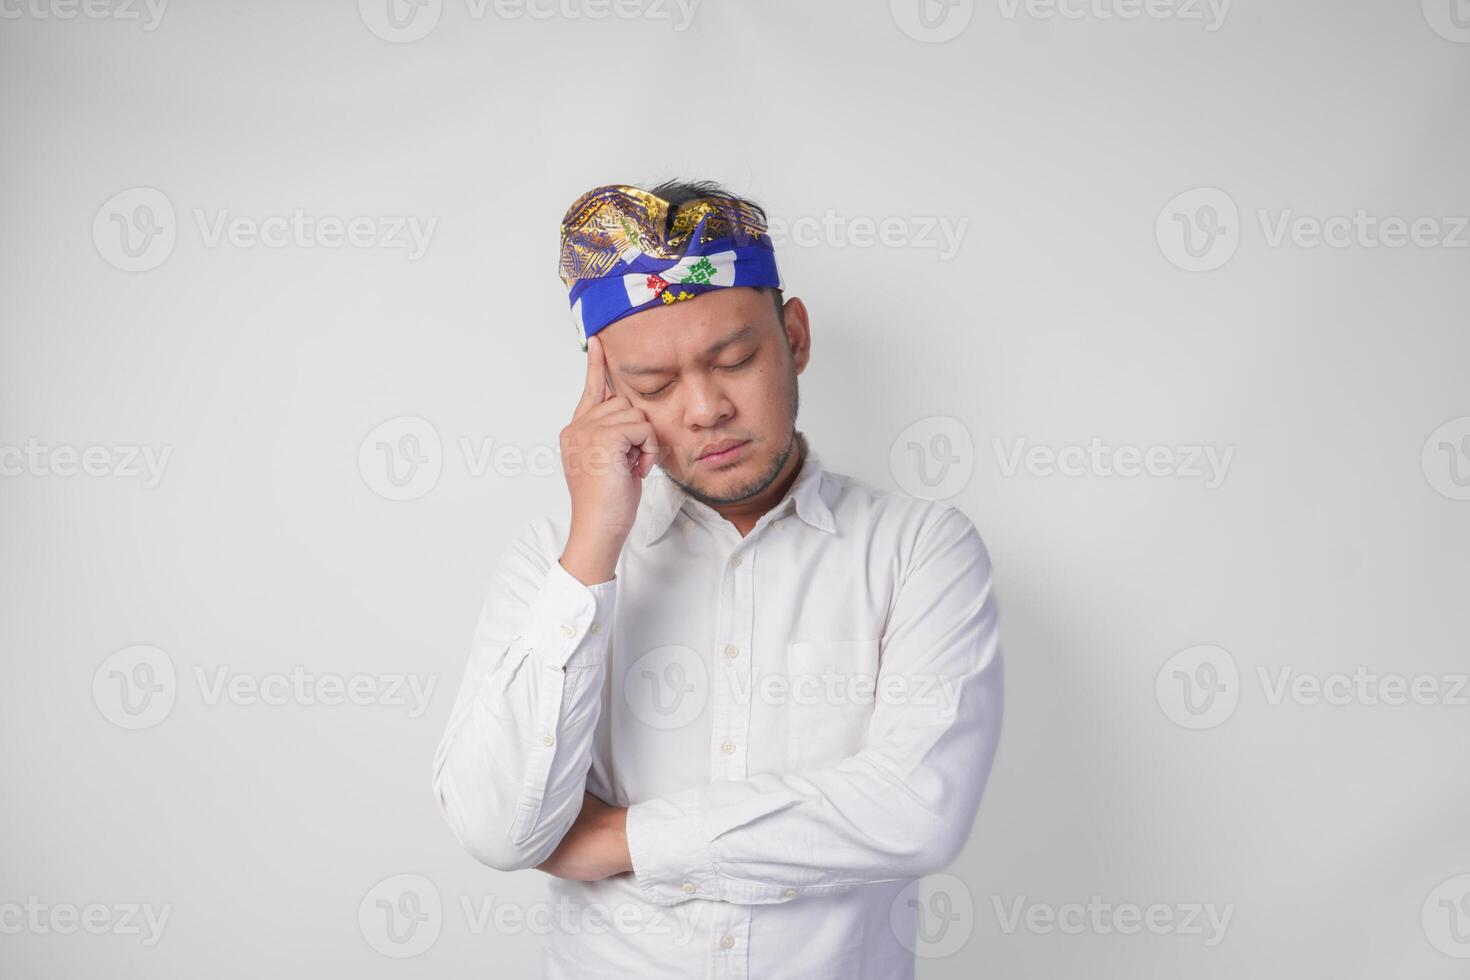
558, 335, 662, 584
535, 792, 632, 882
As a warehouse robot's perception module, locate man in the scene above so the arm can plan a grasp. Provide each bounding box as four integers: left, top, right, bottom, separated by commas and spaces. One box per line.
432, 180, 1004, 979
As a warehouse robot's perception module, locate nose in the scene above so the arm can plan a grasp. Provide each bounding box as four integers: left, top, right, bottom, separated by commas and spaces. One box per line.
681, 372, 734, 430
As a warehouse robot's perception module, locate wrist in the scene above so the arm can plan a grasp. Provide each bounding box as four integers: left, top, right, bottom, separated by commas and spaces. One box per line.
603, 805, 632, 875
560, 527, 625, 586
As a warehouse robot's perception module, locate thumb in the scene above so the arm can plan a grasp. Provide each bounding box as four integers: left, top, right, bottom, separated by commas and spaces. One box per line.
634, 428, 663, 479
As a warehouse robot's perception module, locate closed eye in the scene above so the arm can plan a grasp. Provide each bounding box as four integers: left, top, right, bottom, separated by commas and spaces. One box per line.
637, 354, 752, 396
636, 353, 754, 398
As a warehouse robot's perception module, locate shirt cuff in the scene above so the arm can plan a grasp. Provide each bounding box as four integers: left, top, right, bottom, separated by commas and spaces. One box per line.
626, 790, 718, 906
525, 559, 616, 671
626, 781, 807, 905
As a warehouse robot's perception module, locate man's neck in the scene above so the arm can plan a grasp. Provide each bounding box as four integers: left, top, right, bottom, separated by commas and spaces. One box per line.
711, 432, 806, 538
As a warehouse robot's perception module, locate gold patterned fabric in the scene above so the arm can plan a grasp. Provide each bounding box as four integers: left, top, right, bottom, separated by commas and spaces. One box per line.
555, 183, 782, 350
558, 184, 771, 287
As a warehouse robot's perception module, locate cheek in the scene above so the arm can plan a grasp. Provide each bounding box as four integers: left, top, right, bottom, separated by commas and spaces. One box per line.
741, 366, 787, 413
639, 412, 678, 455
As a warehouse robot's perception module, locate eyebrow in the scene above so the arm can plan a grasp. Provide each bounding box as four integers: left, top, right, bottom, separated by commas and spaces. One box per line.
616, 324, 756, 377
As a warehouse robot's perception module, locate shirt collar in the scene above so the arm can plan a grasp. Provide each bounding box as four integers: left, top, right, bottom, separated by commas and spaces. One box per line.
641, 431, 836, 546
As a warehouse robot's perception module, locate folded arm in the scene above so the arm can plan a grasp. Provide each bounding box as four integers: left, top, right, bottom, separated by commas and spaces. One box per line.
625, 505, 1004, 906
431, 518, 615, 871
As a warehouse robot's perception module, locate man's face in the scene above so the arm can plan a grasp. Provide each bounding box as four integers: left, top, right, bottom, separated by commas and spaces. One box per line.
597, 286, 810, 506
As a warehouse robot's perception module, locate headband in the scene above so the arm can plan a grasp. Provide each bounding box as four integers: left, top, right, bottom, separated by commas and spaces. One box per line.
557, 184, 783, 351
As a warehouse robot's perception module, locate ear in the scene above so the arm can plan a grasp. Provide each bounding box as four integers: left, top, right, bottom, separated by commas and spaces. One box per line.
780, 296, 811, 375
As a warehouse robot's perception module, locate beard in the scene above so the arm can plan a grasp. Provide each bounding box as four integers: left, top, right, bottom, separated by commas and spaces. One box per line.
669, 372, 801, 508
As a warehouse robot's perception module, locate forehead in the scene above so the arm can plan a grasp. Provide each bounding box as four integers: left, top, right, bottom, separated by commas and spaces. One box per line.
598, 287, 775, 364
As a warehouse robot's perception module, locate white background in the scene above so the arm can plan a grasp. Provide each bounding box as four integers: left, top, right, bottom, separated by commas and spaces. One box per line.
1, 0, 1468, 976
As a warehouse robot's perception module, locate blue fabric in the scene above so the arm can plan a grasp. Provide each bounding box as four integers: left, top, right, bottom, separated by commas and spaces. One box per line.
565, 215, 782, 350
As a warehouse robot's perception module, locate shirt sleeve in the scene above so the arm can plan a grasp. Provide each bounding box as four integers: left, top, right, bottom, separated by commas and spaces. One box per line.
624, 505, 1003, 906
432, 517, 616, 871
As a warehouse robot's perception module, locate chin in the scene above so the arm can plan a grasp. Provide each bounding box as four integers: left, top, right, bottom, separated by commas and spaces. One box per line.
697, 460, 777, 505
668, 433, 793, 507
687, 468, 742, 496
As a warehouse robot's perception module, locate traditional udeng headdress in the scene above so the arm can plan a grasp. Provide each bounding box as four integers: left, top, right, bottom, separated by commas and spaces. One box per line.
558, 183, 783, 351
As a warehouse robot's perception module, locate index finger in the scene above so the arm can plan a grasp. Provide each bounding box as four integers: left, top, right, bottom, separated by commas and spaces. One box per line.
573, 334, 613, 419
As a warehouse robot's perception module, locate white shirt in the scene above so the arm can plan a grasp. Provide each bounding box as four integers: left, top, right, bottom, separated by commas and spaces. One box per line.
433, 434, 1004, 980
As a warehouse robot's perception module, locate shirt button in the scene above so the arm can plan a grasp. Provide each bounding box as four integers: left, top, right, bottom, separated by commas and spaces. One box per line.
542, 734, 555, 746
560, 623, 576, 638
590, 623, 602, 635
720, 934, 735, 949
730, 554, 742, 567
681, 517, 695, 530
724, 644, 739, 658
783, 888, 797, 898
721, 740, 736, 754
681, 882, 696, 894
772, 519, 784, 529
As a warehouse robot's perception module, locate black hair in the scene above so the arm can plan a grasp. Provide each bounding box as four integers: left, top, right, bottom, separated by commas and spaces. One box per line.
646, 178, 785, 323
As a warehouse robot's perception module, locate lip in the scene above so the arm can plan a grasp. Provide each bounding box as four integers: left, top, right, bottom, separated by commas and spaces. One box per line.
697, 439, 750, 465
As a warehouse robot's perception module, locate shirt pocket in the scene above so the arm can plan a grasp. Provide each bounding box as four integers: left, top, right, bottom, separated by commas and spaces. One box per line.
784, 637, 882, 772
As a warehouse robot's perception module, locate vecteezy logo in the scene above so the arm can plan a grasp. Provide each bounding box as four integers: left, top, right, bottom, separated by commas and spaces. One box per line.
1156, 187, 1240, 272
1422, 416, 1470, 501
622, 645, 707, 730
358, 416, 443, 501
1155, 644, 1239, 730
1422, 0, 1470, 42
1422, 874, 1470, 957
890, 0, 974, 42
359, 873, 442, 958
889, 416, 974, 501
359, 0, 442, 42
92, 644, 178, 730
891, 873, 974, 959
93, 187, 177, 272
